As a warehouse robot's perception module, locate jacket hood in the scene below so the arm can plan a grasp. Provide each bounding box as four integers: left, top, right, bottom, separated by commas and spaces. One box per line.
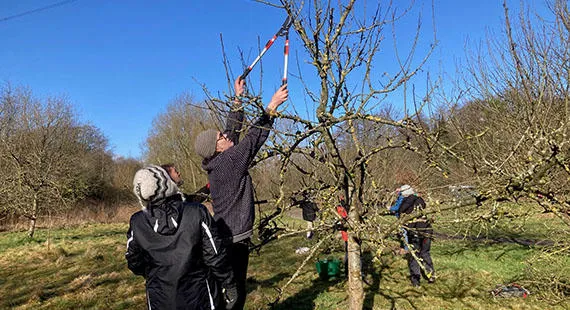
144, 199, 182, 235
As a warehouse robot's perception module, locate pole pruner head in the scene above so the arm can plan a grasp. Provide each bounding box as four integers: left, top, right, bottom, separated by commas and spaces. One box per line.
276, 16, 293, 37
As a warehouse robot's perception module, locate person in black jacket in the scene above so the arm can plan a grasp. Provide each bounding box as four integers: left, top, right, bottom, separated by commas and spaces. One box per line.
194, 78, 288, 309
126, 165, 237, 310
398, 186, 435, 287
291, 191, 319, 239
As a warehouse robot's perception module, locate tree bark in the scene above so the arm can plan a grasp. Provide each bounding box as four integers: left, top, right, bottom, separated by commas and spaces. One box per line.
27, 194, 38, 238
347, 234, 364, 310
347, 196, 364, 309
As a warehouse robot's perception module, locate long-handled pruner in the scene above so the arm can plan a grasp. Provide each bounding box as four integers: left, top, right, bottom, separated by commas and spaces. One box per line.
240, 16, 293, 86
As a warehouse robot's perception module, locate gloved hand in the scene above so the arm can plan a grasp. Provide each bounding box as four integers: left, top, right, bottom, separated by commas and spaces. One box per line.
223, 283, 238, 310
333, 220, 346, 231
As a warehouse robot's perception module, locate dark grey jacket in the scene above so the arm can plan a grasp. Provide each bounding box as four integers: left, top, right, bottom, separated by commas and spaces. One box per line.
203, 109, 273, 242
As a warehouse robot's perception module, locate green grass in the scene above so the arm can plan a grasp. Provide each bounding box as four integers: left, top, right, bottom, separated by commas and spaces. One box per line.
0, 223, 142, 310
0, 217, 568, 310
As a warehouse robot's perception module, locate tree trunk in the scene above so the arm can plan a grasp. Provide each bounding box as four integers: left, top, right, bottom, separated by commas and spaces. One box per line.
347, 195, 364, 309
27, 195, 38, 238
347, 235, 364, 309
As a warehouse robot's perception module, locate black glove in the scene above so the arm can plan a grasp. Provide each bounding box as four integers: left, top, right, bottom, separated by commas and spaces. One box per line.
223, 283, 238, 310
333, 220, 346, 231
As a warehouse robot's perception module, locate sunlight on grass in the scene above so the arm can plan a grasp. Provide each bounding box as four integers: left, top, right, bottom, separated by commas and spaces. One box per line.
0, 219, 568, 309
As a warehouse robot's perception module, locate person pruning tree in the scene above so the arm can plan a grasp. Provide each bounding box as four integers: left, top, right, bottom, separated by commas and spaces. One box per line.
398, 186, 436, 287
194, 77, 288, 309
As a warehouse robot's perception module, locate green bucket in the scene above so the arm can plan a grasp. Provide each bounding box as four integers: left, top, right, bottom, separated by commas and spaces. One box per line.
315, 258, 341, 280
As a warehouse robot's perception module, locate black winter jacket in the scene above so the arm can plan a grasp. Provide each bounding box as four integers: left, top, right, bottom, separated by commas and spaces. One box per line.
126, 197, 234, 309
399, 195, 433, 238
291, 197, 319, 222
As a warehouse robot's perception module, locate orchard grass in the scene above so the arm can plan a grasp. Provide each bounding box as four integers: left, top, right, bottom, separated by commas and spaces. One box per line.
0, 215, 568, 309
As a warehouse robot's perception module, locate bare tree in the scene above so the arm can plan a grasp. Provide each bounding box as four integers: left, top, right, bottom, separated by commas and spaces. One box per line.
111, 157, 143, 201
409, 0, 570, 298
194, 1, 438, 308
435, 0, 570, 217
0, 85, 111, 237
143, 0, 569, 307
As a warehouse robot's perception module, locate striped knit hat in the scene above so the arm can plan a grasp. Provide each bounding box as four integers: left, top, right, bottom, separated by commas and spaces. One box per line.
133, 165, 179, 209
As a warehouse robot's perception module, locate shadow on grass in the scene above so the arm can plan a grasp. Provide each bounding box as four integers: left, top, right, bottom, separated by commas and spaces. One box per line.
433, 230, 554, 248
363, 251, 424, 310
271, 277, 344, 310
429, 271, 494, 310
371, 271, 486, 310
363, 249, 391, 310
247, 272, 290, 294
436, 237, 534, 264
362, 247, 496, 310
271, 250, 394, 310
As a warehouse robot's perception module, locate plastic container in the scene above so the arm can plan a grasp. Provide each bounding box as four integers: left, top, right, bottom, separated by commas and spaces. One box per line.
315, 258, 341, 280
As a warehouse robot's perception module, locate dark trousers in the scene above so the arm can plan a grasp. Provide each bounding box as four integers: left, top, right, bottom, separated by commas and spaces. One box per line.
407, 235, 434, 285
343, 241, 348, 276
227, 239, 250, 310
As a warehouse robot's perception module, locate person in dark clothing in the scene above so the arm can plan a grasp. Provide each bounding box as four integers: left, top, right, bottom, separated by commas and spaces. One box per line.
398, 186, 435, 287
126, 165, 237, 310
291, 192, 319, 239
194, 78, 288, 309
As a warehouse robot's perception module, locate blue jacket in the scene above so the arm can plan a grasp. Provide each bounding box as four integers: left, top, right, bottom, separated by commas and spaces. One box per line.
390, 194, 404, 218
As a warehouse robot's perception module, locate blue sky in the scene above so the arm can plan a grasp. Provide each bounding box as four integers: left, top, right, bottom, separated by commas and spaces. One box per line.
0, 0, 546, 159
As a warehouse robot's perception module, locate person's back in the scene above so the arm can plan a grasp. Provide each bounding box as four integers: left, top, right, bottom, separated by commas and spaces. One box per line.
301, 200, 318, 222
397, 188, 435, 286
202, 147, 257, 241
399, 194, 432, 237
126, 165, 236, 309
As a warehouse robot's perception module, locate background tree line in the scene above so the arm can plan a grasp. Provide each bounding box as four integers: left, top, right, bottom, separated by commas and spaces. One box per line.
0, 84, 141, 237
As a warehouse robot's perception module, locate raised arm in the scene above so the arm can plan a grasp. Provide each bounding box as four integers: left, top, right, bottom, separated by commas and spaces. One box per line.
265, 84, 288, 116
229, 84, 288, 171
389, 195, 404, 213
225, 78, 246, 143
